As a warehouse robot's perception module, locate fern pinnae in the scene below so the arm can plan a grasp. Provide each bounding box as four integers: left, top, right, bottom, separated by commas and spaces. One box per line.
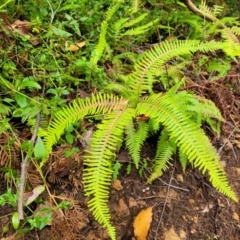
131, 0, 139, 13
148, 130, 175, 183
179, 150, 188, 172
126, 121, 149, 169
137, 93, 237, 201
198, 1, 238, 43
90, 2, 120, 67
83, 107, 135, 240
128, 40, 227, 100
42, 94, 128, 166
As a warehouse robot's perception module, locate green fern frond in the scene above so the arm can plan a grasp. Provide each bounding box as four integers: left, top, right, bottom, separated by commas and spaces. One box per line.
127, 40, 228, 101
199, 1, 238, 43
137, 93, 237, 201
131, 0, 140, 13
113, 17, 129, 39
212, 5, 224, 17
230, 26, 240, 36
122, 13, 148, 29
148, 130, 175, 183
83, 108, 135, 240
167, 89, 223, 135
148, 118, 161, 133
42, 94, 128, 166
185, 95, 223, 135
113, 13, 158, 39
126, 121, 149, 168
0, 102, 12, 118
120, 18, 159, 37
199, 1, 220, 21
106, 83, 130, 97
179, 150, 188, 172
90, 2, 119, 67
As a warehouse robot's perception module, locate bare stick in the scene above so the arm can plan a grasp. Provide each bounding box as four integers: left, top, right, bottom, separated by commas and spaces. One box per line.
154, 165, 175, 240
18, 113, 41, 220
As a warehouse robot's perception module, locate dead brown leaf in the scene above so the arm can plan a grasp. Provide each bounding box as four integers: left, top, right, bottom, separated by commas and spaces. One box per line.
68, 41, 86, 51
11, 20, 31, 35
201, 203, 214, 213
133, 206, 153, 240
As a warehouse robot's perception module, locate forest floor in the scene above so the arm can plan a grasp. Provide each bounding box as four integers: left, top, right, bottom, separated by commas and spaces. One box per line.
1, 62, 240, 240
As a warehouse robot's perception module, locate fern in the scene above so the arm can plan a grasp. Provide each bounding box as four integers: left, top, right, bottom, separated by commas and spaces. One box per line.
90, 2, 120, 67
44, 39, 239, 239
43, 3, 240, 238
148, 130, 175, 183
131, 0, 140, 13
198, 1, 239, 43
83, 108, 135, 239
148, 89, 222, 182
125, 121, 149, 168
113, 12, 158, 40
118, 14, 159, 37
137, 93, 237, 201
126, 40, 230, 102
43, 94, 128, 166
0, 102, 12, 119
179, 150, 188, 172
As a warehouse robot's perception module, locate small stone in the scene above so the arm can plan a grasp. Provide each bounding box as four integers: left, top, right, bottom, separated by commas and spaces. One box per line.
168, 189, 179, 199
176, 174, 184, 183
189, 199, 195, 204
129, 197, 138, 208
117, 198, 130, 216
193, 216, 198, 224
190, 229, 196, 234
233, 212, 239, 221
220, 161, 226, 168
223, 142, 232, 151
179, 230, 187, 239
236, 168, 240, 176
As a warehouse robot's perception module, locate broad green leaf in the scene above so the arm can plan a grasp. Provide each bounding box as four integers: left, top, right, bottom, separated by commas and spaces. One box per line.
34, 137, 46, 159
65, 133, 74, 144
18, 80, 41, 90
15, 93, 27, 108
12, 212, 19, 230
51, 26, 72, 37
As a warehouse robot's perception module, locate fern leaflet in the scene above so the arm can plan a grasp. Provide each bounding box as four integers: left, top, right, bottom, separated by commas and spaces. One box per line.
43, 94, 128, 166
148, 130, 175, 183
83, 107, 135, 240
126, 121, 149, 169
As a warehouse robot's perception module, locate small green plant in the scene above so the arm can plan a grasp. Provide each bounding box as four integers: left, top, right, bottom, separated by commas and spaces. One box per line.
0, 186, 71, 235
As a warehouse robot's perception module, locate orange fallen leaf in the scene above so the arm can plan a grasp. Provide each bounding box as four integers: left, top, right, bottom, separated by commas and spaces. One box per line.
133, 206, 153, 240
68, 41, 86, 51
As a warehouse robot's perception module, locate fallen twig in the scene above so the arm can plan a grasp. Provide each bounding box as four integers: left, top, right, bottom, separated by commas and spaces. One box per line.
18, 113, 41, 220
154, 161, 175, 240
